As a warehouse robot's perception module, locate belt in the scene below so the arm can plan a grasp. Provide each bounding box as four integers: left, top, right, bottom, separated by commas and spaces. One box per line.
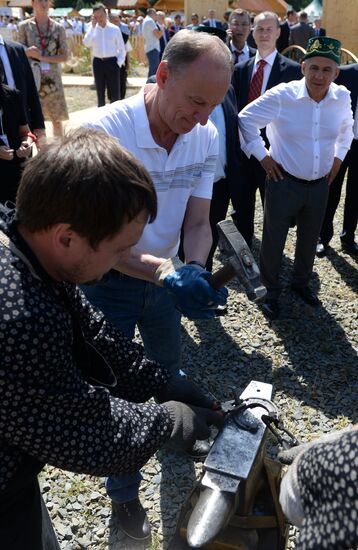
281, 168, 327, 185
93, 56, 117, 61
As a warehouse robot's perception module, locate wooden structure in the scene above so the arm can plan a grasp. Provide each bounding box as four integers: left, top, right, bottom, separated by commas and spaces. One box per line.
183, 0, 288, 25
103, 0, 149, 9
155, 0, 184, 12
229, 0, 288, 17
323, 0, 358, 57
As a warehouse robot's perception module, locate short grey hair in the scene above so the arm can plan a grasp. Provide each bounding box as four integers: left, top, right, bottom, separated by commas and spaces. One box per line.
254, 11, 280, 28
162, 29, 232, 76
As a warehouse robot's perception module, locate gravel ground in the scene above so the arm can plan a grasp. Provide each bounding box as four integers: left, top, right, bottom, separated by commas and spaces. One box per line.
40, 192, 357, 550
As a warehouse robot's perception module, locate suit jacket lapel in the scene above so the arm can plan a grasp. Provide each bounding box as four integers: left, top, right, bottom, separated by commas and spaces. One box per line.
266, 53, 281, 91
243, 58, 254, 107
4, 43, 20, 88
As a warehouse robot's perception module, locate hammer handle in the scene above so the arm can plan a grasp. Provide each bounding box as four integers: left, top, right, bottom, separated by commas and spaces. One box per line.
210, 263, 236, 289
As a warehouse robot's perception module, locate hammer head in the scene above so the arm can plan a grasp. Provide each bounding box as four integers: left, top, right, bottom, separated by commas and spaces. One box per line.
217, 220, 266, 302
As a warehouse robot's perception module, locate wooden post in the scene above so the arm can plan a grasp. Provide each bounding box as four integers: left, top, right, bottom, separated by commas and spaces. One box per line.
323, 0, 358, 57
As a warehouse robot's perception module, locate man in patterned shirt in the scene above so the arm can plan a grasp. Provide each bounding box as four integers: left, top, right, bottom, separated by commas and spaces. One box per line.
0, 128, 223, 549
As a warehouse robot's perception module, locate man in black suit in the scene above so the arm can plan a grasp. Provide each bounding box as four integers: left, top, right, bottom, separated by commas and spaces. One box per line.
312, 18, 326, 37
205, 82, 243, 271
231, 11, 301, 247
227, 9, 256, 66
276, 9, 297, 52
0, 35, 45, 138
156, 11, 170, 60
202, 9, 223, 30
289, 11, 314, 49
317, 63, 358, 258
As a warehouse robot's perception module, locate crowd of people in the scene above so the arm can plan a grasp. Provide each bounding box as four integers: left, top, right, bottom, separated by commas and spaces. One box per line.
0, 3, 357, 550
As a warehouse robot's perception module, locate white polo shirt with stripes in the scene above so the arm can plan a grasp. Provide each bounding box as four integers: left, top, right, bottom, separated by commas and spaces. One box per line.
86, 90, 219, 258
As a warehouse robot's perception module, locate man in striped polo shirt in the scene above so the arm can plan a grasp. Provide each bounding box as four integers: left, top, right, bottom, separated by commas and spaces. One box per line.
83, 30, 231, 539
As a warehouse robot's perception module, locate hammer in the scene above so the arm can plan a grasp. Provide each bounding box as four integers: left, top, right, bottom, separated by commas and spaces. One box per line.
210, 220, 266, 303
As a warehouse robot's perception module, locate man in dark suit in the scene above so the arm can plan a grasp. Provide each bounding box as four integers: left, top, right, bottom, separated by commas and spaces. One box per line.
168, 14, 184, 39
227, 9, 256, 66
205, 82, 243, 271
313, 18, 326, 37
289, 11, 314, 49
202, 9, 223, 30
156, 11, 170, 60
317, 63, 358, 258
0, 35, 45, 138
276, 9, 297, 52
231, 11, 301, 247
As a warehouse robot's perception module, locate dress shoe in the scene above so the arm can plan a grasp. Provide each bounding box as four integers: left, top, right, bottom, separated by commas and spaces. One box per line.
341, 240, 358, 257
187, 438, 212, 460
261, 299, 280, 320
291, 285, 319, 307
316, 243, 328, 258
112, 498, 151, 540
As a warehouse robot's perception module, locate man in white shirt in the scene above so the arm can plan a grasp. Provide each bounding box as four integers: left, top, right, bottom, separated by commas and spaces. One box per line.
142, 8, 163, 77
82, 30, 231, 540
227, 9, 256, 66
83, 3, 126, 107
232, 11, 301, 248
239, 37, 354, 319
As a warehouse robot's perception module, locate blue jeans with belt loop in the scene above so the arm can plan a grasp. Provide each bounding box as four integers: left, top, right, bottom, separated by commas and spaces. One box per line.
82, 270, 182, 503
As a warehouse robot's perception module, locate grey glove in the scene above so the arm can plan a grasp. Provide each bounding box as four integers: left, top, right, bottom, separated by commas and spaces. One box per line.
163, 400, 224, 452
156, 376, 216, 409
278, 428, 350, 465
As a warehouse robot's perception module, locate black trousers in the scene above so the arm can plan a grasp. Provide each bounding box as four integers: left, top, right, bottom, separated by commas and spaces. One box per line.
206, 178, 232, 272
319, 139, 358, 246
93, 56, 121, 107
119, 63, 127, 100
0, 458, 59, 549
234, 155, 266, 248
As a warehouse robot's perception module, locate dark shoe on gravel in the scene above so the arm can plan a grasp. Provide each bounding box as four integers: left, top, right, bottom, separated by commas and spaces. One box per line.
316, 243, 328, 257
341, 240, 358, 257
261, 299, 280, 320
112, 498, 151, 541
291, 285, 319, 307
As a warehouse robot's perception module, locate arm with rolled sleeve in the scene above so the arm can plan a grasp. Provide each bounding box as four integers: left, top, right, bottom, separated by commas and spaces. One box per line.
238, 87, 282, 161
115, 26, 126, 67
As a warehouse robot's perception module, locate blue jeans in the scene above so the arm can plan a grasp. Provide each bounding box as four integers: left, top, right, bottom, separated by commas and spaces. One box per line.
82, 270, 182, 503
146, 48, 160, 78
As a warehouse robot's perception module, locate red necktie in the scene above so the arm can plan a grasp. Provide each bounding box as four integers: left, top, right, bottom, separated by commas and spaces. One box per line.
233, 50, 243, 65
248, 59, 267, 103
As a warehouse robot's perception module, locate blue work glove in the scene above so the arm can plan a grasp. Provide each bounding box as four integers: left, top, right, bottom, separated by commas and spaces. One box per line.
154, 257, 228, 320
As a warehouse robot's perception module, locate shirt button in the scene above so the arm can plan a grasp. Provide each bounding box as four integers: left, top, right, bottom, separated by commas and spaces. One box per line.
315, 155, 318, 158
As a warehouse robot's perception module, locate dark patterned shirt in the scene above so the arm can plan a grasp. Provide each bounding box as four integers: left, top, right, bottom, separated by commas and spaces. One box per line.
296, 429, 358, 550
0, 214, 173, 494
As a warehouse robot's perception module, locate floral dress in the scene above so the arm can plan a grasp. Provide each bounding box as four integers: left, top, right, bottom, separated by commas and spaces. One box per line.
18, 18, 69, 122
